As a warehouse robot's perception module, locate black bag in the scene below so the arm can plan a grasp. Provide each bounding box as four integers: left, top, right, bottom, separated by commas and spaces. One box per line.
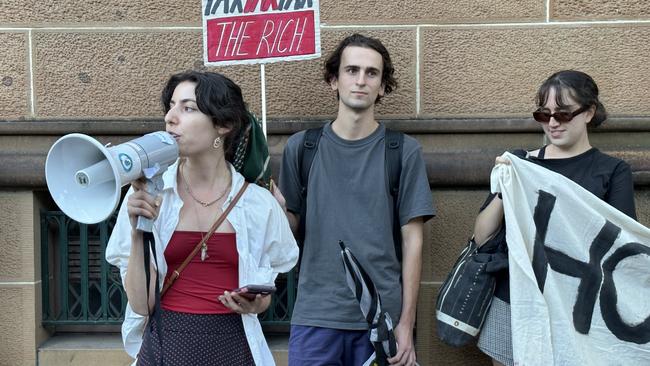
435, 230, 508, 347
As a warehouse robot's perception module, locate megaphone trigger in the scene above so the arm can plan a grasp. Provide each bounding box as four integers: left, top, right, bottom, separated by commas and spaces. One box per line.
143, 163, 163, 180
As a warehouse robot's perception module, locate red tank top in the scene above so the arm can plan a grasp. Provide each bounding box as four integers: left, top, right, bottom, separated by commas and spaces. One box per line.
161, 231, 238, 314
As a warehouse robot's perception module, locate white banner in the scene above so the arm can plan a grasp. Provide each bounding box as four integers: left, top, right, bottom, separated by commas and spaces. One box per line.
491, 152, 650, 366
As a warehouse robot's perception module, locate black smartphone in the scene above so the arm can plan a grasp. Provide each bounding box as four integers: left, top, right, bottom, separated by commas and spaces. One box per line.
233, 285, 276, 300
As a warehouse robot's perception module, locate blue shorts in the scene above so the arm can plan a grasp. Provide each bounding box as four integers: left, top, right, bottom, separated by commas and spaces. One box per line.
288, 325, 374, 366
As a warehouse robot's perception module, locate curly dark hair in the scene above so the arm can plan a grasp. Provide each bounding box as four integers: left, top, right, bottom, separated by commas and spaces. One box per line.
323, 33, 397, 104
536, 70, 607, 128
161, 71, 248, 162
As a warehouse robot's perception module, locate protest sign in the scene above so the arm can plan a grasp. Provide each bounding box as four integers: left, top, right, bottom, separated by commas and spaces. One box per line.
202, 0, 321, 66
491, 153, 650, 365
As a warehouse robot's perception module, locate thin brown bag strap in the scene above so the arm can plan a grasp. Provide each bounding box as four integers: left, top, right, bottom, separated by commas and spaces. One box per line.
161, 181, 249, 296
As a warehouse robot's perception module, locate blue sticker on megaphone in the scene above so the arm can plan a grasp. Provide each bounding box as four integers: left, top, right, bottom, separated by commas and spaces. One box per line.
119, 153, 133, 172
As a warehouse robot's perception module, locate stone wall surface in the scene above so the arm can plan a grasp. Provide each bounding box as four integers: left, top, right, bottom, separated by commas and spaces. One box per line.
420, 25, 650, 117
553, 0, 650, 20
0, 192, 47, 366
0, 32, 29, 119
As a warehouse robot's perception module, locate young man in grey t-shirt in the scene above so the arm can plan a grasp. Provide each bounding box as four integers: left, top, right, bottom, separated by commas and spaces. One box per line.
277, 33, 435, 366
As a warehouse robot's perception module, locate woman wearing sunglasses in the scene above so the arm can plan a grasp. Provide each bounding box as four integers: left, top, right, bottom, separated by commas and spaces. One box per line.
473, 70, 637, 366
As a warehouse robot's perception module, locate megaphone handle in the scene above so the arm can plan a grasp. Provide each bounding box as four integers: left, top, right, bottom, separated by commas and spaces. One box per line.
136, 175, 163, 233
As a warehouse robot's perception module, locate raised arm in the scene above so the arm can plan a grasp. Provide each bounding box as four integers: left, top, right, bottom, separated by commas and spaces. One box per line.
473, 194, 505, 246
474, 155, 513, 245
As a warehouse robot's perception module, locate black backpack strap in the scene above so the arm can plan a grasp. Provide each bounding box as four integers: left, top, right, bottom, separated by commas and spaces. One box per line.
296, 127, 323, 254
385, 129, 404, 262
299, 127, 323, 198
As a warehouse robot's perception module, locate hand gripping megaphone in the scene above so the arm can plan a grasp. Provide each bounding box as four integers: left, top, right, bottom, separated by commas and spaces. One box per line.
45, 131, 178, 231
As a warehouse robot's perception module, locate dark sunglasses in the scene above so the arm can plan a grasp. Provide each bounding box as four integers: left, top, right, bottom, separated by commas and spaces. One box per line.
533, 105, 589, 123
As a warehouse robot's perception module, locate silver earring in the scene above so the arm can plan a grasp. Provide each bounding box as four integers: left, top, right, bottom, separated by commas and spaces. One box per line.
213, 136, 222, 149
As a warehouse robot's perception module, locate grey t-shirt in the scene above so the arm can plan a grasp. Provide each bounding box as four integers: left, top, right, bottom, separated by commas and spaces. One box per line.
279, 122, 435, 329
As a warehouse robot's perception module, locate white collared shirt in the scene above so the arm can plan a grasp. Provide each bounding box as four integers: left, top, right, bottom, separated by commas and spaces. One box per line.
106, 160, 298, 365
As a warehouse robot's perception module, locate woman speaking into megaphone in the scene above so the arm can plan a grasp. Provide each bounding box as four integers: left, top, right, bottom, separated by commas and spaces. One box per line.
105, 71, 298, 366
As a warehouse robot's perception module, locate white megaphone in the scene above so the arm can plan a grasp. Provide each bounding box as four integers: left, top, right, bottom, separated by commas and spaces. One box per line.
45, 131, 178, 231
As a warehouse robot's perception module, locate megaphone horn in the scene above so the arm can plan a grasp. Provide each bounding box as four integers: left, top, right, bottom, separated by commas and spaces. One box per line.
45, 131, 178, 227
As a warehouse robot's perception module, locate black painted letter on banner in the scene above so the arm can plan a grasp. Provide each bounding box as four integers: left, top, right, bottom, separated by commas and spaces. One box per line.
531, 190, 649, 343
545, 221, 620, 334
532, 190, 555, 292
600, 243, 650, 344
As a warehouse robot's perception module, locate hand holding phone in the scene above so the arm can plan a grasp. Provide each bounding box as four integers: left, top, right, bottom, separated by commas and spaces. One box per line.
233, 284, 276, 301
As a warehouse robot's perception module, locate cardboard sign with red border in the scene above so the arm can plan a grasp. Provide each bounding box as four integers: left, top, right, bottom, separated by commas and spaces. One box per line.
202, 0, 321, 66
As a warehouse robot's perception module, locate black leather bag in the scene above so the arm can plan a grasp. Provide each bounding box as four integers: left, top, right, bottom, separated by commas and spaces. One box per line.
435, 227, 508, 347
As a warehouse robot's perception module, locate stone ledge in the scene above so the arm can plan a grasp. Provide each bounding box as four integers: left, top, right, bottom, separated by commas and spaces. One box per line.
2, 119, 649, 188
39, 333, 125, 350
2, 117, 650, 135
2, 148, 649, 188
38, 334, 133, 366
38, 333, 290, 366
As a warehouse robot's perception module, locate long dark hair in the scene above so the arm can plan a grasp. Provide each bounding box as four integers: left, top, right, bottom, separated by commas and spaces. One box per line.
161, 71, 248, 161
323, 33, 397, 104
536, 70, 607, 128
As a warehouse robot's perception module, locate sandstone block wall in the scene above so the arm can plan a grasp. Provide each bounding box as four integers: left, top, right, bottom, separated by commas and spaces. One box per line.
2, 1, 650, 120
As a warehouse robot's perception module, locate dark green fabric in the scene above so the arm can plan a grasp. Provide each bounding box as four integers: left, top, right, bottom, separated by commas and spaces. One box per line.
232, 113, 271, 188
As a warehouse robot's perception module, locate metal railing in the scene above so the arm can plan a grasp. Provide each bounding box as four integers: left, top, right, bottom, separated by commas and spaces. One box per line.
41, 211, 296, 331
41, 212, 124, 327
